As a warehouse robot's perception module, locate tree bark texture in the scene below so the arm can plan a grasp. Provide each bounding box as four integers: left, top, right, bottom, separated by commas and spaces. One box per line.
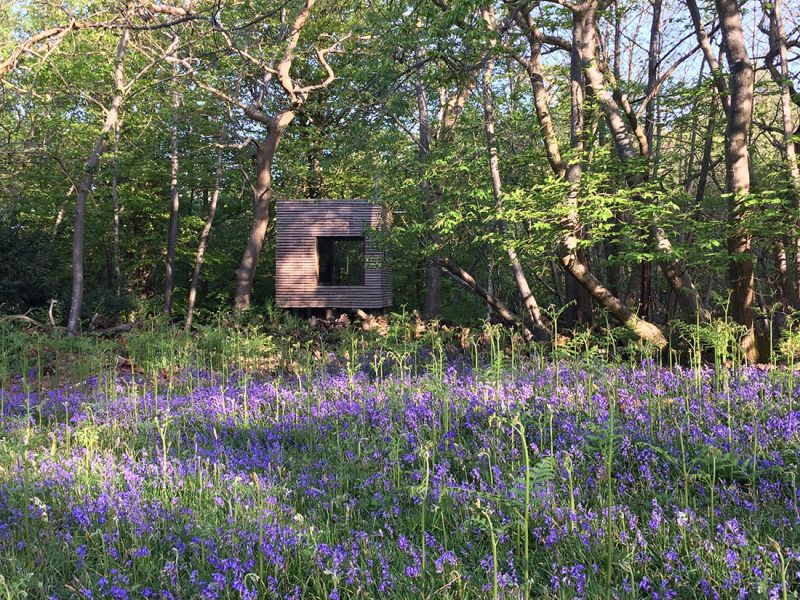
480, 51, 550, 341
67, 29, 129, 335
562, 5, 595, 329
687, 0, 731, 114
233, 111, 294, 310
111, 122, 122, 297
716, 0, 758, 360
579, 5, 709, 323
638, 0, 662, 319
515, 10, 566, 178
186, 134, 224, 330
163, 88, 181, 316
765, 0, 800, 308
518, 1, 664, 346
416, 65, 442, 321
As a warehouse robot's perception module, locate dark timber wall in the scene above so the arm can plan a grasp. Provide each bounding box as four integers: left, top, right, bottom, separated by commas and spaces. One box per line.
275, 200, 392, 308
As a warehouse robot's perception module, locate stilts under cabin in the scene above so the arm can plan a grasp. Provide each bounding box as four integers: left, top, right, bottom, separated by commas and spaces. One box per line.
275, 200, 392, 310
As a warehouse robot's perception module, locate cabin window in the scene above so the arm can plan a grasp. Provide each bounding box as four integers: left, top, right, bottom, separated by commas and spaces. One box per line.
317, 236, 365, 286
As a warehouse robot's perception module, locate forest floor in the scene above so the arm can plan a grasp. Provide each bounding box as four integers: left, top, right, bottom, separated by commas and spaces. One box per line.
0, 320, 798, 598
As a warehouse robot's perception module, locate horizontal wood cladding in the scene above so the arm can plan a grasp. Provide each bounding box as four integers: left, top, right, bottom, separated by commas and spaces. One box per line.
275, 199, 391, 309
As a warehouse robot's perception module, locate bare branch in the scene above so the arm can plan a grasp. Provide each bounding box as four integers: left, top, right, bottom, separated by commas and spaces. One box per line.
634, 44, 701, 118
276, 0, 316, 102
294, 35, 352, 97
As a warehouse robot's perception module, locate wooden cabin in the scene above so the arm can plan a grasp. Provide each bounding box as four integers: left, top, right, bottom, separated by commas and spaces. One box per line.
275, 200, 392, 309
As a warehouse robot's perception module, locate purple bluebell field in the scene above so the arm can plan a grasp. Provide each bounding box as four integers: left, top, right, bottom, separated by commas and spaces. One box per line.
1, 350, 799, 598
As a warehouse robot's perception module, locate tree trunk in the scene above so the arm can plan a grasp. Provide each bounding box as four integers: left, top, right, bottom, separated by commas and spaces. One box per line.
716, 0, 757, 360
563, 251, 594, 327
695, 97, 717, 207
687, 0, 730, 114
639, 261, 652, 320
561, 6, 596, 330
683, 63, 707, 195
66, 29, 129, 336
486, 258, 494, 321
422, 260, 441, 320
233, 110, 294, 311
436, 257, 531, 336
613, 0, 622, 79
603, 234, 622, 297
111, 122, 122, 297
764, 0, 800, 308
515, 10, 565, 178
637, 0, 661, 320
186, 133, 224, 330
517, 7, 594, 327
772, 239, 793, 308
416, 68, 443, 321
304, 113, 323, 198
480, 51, 549, 341
418, 51, 484, 320
580, 11, 709, 323
163, 89, 181, 317
559, 245, 667, 347
644, 0, 661, 154
307, 151, 322, 198
554, 2, 664, 346
516, 1, 664, 345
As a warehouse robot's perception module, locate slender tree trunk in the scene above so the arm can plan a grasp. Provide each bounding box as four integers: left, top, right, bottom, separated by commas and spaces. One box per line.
641, 0, 660, 321
234, 111, 294, 310
580, 12, 710, 323
163, 89, 181, 316
716, 0, 757, 360
687, 0, 730, 114
186, 133, 224, 330
51, 202, 67, 243
436, 257, 531, 336
639, 261, 652, 320
307, 152, 322, 198
561, 6, 595, 329
644, 0, 661, 155
695, 93, 718, 209
772, 239, 793, 307
417, 52, 484, 320
486, 258, 494, 321
765, 0, 800, 308
603, 236, 622, 297
602, 67, 650, 158
304, 113, 323, 198
653, 99, 664, 174
416, 67, 442, 321
421, 253, 442, 320
677, 59, 719, 321
515, 11, 565, 178
519, 1, 664, 345
562, 5, 590, 328
684, 63, 707, 195
613, 0, 622, 79
559, 2, 664, 345
111, 122, 122, 297
67, 29, 129, 336
695, 108, 717, 211
480, 51, 549, 341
